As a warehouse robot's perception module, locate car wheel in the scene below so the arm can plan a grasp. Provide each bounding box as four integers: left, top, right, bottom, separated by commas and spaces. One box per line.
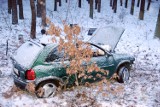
36, 81, 57, 98
117, 66, 130, 83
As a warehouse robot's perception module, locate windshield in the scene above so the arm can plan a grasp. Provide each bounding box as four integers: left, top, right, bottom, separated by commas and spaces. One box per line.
13, 41, 43, 68
89, 26, 125, 52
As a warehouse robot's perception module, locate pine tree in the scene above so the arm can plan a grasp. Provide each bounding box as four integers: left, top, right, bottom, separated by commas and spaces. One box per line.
139, 0, 145, 20
18, 0, 24, 19
30, 0, 36, 39
130, 0, 135, 15
12, 0, 18, 24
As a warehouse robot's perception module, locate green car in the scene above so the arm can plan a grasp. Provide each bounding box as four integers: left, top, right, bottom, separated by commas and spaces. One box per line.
11, 26, 135, 98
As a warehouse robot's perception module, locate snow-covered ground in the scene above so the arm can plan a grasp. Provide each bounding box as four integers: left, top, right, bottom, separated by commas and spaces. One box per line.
0, 0, 160, 107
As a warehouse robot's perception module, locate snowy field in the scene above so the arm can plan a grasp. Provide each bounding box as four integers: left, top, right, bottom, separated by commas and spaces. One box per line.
0, 0, 160, 107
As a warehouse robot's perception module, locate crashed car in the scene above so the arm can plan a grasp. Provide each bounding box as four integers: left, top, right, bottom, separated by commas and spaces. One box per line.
11, 26, 135, 98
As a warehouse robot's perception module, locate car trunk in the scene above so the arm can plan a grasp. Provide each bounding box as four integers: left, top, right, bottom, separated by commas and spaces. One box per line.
89, 26, 125, 52
12, 41, 44, 79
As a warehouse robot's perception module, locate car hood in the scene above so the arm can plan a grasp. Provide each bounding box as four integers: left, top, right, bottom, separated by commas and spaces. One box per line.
88, 26, 125, 52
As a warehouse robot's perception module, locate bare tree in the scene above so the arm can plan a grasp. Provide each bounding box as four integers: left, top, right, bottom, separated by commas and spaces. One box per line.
130, 0, 135, 15
89, 0, 93, 19
12, 0, 18, 24
137, 0, 140, 7
18, 0, 24, 19
37, 0, 41, 17
30, 0, 36, 39
97, 0, 101, 13
155, 7, 160, 38
147, 0, 151, 11
125, 0, 128, 8
139, 0, 145, 20
8, 0, 12, 14
41, 0, 46, 27
110, 0, 113, 7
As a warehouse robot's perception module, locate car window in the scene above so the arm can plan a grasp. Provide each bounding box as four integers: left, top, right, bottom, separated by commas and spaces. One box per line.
45, 47, 66, 62
90, 44, 105, 57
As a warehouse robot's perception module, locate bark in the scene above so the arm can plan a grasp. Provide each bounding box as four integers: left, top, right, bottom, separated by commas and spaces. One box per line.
66, 0, 67, 3
8, 0, 12, 14
18, 0, 24, 19
137, 0, 140, 7
155, 7, 160, 38
30, 0, 36, 39
120, 0, 123, 6
89, 0, 93, 19
37, 0, 41, 17
41, 0, 46, 27
97, 0, 101, 13
78, 0, 81, 8
54, 0, 57, 11
147, 0, 151, 11
12, 0, 18, 24
125, 0, 128, 8
130, 0, 135, 15
139, 0, 145, 20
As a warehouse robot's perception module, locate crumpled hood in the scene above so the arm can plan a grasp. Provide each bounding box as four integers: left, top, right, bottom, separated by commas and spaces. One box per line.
89, 26, 125, 52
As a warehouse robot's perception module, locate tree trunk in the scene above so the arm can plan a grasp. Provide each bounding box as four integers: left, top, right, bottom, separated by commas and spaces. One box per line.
95, 0, 98, 9
30, 0, 36, 39
37, 0, 41, 17
78, 0, 81, 8
125, 0, 128, 8
66, 0, 67, 3
12, 0, 18, 24
41, 0, 46, 27
147, 0, 151, 11
110, 0, 113, 7
8, 0, 12, 14
130, 0, 135, 15
139, 0, 145, 20
155, 7, 160, 38
120, 0, 123, 6
97, 0, 101, 13
58, 0, 61, 6
18, 0, 24, 19
113, 0, 117, 13
54, 0, 57, 11
137, 0, 140, 7
89, 0, 93, 19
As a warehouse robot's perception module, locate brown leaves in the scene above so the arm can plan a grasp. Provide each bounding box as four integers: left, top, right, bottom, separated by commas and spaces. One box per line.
25, 82, 35, 94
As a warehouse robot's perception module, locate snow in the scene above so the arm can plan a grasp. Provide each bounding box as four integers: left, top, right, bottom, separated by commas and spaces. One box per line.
0, 0, 160, 107
13, 41, 43, 69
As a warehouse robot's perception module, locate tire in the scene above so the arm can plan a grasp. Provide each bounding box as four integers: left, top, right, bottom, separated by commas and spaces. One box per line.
36, 80, 57, 98
117, 66, 130, 83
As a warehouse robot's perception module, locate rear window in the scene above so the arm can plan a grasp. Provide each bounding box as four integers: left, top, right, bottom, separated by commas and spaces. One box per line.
13, 41, 43, 68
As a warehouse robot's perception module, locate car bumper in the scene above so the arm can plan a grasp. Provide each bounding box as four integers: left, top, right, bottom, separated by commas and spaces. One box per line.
12, 73, 28, 89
